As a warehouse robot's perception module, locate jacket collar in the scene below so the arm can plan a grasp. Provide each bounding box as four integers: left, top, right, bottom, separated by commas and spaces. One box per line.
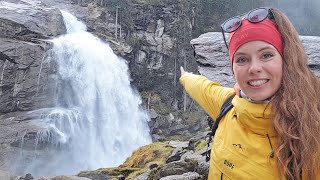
233, 96, 276, 137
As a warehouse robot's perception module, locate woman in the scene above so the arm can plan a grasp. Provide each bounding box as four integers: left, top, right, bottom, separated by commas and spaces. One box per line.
180, 7, 320, 179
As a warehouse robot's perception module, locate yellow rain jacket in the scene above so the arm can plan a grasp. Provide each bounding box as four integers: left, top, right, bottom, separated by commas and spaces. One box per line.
180, 73, 280, 179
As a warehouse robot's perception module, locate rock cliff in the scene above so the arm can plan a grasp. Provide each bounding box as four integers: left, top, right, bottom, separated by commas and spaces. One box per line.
0, 0, 67, 176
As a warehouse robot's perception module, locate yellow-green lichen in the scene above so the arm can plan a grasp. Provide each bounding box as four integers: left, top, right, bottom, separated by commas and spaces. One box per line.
194, 140, 207, 152
78, 142, 174, 179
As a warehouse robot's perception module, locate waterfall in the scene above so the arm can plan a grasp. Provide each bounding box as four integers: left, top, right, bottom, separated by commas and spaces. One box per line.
21, 10, 152, 177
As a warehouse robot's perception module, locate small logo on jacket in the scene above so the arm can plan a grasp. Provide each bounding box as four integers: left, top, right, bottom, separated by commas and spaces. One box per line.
224, 159, 235, 169
232, 143, 245, 151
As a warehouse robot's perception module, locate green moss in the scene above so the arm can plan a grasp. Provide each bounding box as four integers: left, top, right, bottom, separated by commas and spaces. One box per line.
79, 167, 141, 179
77, 171, 92, 177
123, 142, 173, 179
97, 167, 140, 176
194, 140, 207, 152
141, 91, 171, 115
126, 35, 144, 51
152, 102, 171, 115
147, 168, 161, 180
121, 142, 173, 168
79, 142, 173, 179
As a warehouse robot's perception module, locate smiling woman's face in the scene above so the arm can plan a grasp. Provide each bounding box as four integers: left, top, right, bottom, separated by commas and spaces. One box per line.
232, 40, 283, 101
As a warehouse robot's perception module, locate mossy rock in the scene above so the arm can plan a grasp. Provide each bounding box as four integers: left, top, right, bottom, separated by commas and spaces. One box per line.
121, 142, 173, 168
194, 140, 207, 152
78, 167, 139, 179
78, 142, 174, 179
97, 167, 140, 176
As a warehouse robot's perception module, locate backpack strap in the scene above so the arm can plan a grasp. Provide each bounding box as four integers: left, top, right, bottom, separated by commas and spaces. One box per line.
205, 94, 235, 162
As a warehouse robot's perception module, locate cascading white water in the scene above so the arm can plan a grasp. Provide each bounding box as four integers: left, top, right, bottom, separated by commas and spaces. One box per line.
22, 10, 152, 176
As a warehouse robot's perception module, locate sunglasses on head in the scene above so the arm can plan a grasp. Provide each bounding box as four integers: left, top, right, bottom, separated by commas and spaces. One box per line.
220, 7, 275, 49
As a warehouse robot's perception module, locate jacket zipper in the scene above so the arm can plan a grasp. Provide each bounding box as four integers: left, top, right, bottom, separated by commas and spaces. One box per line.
221, 172, 223, 180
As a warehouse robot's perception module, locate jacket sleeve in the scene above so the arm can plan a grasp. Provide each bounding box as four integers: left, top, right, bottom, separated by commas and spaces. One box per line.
179, 73, 235, 119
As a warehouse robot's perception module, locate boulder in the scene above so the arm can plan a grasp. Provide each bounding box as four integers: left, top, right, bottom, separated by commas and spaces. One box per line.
0, 1, 65, 39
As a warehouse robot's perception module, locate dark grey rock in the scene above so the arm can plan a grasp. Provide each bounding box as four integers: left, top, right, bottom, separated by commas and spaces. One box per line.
158, 159, 198, 178
0, 1, 66, 39
134, 170, 151, 180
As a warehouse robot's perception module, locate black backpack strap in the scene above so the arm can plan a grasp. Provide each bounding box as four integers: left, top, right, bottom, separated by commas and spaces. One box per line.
210, 94, 235, 137
205, 94, 235, 162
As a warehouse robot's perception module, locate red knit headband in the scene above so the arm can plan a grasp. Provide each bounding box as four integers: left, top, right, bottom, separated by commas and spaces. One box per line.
228, 19, 283, 64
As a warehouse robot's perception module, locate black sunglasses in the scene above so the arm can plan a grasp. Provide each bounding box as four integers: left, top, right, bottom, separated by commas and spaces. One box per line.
220, 7, 275, 49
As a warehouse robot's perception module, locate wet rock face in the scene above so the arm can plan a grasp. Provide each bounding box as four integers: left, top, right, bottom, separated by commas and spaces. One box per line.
0, 1, 65, 171
0, 39, 56, 113
0, 0, 66, 175
0, 0, 66, 114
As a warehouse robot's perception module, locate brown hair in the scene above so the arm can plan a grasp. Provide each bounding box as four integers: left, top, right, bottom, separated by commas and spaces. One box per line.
271, 8, 320, 179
